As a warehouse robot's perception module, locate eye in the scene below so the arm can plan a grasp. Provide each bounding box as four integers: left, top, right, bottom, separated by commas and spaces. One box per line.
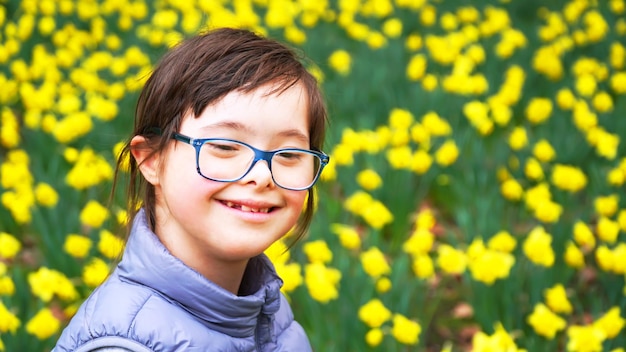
277, 152, 303, 160
202, 140, 243, 156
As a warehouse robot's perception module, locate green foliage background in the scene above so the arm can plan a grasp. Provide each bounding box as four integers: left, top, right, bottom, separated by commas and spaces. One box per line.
1, 0, 626, 351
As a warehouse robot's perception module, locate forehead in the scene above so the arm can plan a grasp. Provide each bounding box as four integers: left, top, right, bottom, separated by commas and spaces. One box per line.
181, 82, 310, 144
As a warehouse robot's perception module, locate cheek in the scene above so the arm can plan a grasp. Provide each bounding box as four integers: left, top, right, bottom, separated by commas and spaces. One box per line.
286, 190, 308, 214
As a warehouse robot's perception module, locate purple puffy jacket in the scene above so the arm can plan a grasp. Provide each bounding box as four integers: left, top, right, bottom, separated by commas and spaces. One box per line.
53, 209, 312, 352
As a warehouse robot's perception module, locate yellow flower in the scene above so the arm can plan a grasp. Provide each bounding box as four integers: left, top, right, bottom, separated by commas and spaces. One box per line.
403, 228, 435, 256
406, 54, 427, 81
0, 301, 21, 333
80, 200, 109, 228
533, 198, 563, 223
422, 74, 438, 91
525, 97, 553, 124
98, 230, 124, 259
566, 325, 606, 352
412, 254, 435, 279
501, 178, 524, 201
361, 200, 394, 230
376, 277, 392, 293
594, 194, 619, 217
422, 111, 452, 136
356, 169, 382, 190
596, 217, 620, 244
532, 139, 556, 162
551, 164, 587, 193
66, 148, 114, 190
564, 242, 585, 269
508, 127, 528, 150
410, 123, 430, 146
275, 262, 302, 294
25, 308, 61, 340
330, 223, 361, 250
595, 245, 615, 272
0, 232, 21, 260
265, 239, 290, 265
545, 284, 573, 314
487, 231, 517, 253
556, 88, 576, 110
365, 328, 384, 347
611, 244, 626, 274
573, 101, 598, 132
471, 323, 523, 352
593, 307, 625, 339
382, 17, 402, 38
331, 144, 354, 166
576, 73, 597, 97
440, 12, 458, 31
435, 140, 459, 166
52, 112, 93, 144
1, 108, 20, 148
366, 31, 387, 50
304, 263, 341, 303
28, 267, 78, 302
611, 72, 626, 93
411, 149, 433, 174
34, 182, 58, 207
592, 91, 614, 113
388, 108, 414, 129
63, 234, 92, 259
328, 49, 351, 75
573, 220, 596, 249
420, 5, 437, 26
0, 275, 15, 296
607, 167, 624, 186
437, 244, 467, 274
360, 247, 391, 278
589, 128, 619, 160
303, 240, 333, 264
358, 298, 392, 328
82, 257, 110, 287
285, 25, 306, 45
320, 159, 336, 181
468, 246, 515, 285
527, 303, 567, 339
391, 314, 421, 345
525, 157, 544, 181
532, 46, 563, 81
344, 191, 373, 216
405, 34, 422, 51
523, 226, 555, 267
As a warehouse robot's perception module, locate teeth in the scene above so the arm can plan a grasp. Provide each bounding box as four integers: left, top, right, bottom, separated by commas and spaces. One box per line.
225, 202, 269, 213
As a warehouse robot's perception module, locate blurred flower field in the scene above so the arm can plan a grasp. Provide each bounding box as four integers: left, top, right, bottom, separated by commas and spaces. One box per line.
1, 0, 626, 350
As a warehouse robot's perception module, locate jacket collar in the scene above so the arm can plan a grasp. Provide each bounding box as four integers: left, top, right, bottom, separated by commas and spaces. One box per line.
116, 209, 283, 338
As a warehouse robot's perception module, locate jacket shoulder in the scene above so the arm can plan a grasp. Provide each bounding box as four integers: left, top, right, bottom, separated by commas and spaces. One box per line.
56, 278, 243, 352
272, 294, 312, 352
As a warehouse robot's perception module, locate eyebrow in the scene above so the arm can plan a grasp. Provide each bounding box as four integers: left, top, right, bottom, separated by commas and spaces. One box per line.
200, 121, 310, 144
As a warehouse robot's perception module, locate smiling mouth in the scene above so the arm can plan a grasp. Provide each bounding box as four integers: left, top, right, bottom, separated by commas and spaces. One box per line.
223, 201, 273, 213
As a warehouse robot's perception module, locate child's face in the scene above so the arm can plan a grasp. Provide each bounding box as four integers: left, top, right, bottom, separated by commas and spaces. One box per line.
152, 82, 310, 274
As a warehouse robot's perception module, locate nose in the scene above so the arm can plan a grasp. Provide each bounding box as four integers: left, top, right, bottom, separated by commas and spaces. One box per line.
238, 158, 275, 189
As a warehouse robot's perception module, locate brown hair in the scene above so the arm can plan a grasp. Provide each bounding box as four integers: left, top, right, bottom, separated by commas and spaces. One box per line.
112, 27, 327, 245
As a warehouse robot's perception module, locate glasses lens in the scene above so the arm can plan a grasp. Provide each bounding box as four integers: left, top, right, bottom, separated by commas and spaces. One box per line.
271, 150, 321, 190
198, 140, 322, 190
198, 140, 254, 181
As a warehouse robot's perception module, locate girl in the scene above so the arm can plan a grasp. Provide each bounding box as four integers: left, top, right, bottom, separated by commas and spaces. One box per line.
53, 27, 329, 352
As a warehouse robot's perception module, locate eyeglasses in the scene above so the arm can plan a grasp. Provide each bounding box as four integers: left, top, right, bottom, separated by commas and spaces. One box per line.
172, 132, 330, 191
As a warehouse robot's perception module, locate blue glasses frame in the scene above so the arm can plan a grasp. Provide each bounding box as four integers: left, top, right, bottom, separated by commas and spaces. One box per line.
172, 132, 330, 191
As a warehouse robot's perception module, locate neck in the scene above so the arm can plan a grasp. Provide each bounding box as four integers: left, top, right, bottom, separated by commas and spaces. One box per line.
157, 233, 249, 295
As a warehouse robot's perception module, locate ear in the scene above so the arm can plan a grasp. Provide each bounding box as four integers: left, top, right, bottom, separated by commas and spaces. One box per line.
130, 135, 160, 186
